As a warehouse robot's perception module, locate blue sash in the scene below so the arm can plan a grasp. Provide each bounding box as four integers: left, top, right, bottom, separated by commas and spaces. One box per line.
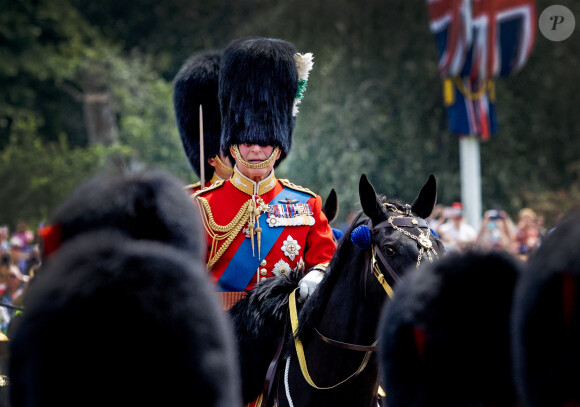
217, 187, 312, 291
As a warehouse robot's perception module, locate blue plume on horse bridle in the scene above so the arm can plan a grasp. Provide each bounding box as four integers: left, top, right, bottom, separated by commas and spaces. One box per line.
351, 224, 371, 250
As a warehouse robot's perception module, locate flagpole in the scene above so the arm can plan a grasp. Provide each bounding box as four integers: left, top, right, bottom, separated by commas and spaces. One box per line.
199, 105, 205, 188
459, 135, 482, 231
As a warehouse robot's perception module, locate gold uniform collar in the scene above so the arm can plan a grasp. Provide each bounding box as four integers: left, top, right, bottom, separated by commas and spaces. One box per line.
230, 165, 277, 196
210, 172, 224, 184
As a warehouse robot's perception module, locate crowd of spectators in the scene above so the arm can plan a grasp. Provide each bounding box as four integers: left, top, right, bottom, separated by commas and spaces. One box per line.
0, 223, 36, 335
429, 203, 545, 260
0, 202, 555, 336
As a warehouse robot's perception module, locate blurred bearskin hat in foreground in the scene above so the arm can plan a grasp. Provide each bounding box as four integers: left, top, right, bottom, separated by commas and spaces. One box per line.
38, 168, 203, 261
512, 208, 580, 407
379, 250, 521, 407
219, 37, 313, 164
173, 50, 223, 178
9, 231, 241, 407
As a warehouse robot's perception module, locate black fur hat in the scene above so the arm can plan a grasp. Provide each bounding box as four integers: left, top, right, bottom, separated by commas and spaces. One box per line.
379, 250, 521, 407
173, 50, 222, 178
219, 37, 302, 163
9, 231, 241, 407
40, 168, 203, 259
512, 208, 580, 407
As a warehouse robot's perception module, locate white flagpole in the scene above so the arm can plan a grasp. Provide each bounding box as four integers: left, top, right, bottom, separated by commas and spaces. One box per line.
459, 135, 482, 231
199, 105, 205, 188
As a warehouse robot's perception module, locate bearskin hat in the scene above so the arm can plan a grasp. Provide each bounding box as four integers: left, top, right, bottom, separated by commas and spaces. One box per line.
9, 231, 241, 407
219, 37, 300, 164
173, 50, 222, 178
379, 250, 521, 407
512, 208, 580, 407
40, 168, 203, 260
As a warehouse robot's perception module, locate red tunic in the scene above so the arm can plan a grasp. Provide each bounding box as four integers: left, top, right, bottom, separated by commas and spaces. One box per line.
194, 167, 336, 294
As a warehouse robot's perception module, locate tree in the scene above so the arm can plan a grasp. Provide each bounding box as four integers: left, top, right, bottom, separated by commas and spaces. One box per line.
0, 132, 109, 229
0, 0, 97, 147
2, 0, 579, 230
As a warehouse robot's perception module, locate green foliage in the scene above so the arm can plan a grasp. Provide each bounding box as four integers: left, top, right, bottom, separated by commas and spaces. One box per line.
266, 1, 464, 220
75, 45, 192, 182
71, 0, 238, 76
2, 0, 579, 230
0, 0, 192, 229
0, 132, 109, 230
479, 0, 580, 222
246, 0, 580, 227
114, 62, 191, 184
0, 0, 97, 147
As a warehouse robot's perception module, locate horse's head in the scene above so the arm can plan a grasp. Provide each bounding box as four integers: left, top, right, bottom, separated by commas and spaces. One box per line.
352, 174, 444, 309
300, 174, 443, 341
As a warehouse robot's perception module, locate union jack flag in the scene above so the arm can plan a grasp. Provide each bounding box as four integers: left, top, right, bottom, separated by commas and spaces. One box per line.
469, 0, 536, 80
428, 0, 473, 78
428, 0, 536, 138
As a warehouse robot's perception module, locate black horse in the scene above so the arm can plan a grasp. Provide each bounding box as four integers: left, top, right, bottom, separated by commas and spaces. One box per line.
230, 173, 443, 407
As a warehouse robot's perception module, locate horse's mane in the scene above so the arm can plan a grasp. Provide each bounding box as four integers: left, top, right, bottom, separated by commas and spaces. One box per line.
297, 196, 406, 339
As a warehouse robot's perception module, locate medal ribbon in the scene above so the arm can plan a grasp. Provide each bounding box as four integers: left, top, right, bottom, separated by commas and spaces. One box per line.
217, 188, 312, 291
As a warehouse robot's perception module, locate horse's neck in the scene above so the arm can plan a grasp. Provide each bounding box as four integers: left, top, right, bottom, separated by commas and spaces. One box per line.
317, 253, 381, 345
285, 251, 381, 407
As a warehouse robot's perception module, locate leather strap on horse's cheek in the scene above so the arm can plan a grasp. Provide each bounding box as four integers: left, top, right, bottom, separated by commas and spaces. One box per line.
373, 246, 400, 284
562, 271, 576, 326
364, 250, 370, 300
371, 262, 394, 299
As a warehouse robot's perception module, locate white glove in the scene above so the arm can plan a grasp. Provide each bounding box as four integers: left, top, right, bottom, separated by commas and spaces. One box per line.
298, 269, 325, 302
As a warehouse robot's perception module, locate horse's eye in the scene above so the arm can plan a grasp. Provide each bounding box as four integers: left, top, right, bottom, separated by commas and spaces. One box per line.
382, 246, 396, 256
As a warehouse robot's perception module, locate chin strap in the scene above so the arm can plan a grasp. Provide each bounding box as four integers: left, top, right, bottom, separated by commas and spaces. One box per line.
232, 145, 279, 169
214, 155, 233, 178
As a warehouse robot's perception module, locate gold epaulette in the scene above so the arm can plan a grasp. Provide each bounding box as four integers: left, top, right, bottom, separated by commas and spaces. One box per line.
279, 179, 316, 197
184, 182, 201, 194
190, 179, 225, 200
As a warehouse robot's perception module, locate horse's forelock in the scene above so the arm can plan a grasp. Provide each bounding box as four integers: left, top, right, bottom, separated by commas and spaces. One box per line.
373, 197, 410, 225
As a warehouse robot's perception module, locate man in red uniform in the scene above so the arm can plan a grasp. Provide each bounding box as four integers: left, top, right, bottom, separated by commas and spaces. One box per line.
173, 50, 233, 193
194, 37, 336, 311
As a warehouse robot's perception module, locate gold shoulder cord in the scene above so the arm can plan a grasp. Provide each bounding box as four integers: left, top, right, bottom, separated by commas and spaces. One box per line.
190, 179, 225, 200
184, 182, 201, 194
196, 197, 253, 270
278, 179, 316, 197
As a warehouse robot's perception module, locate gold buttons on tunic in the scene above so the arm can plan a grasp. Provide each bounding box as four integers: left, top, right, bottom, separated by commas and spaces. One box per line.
260, 260, 267, 266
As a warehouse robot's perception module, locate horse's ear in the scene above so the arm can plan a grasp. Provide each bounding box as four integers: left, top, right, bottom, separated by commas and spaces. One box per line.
322, 188, 339, 223
359, 174, 384, 223
411, 174, 437, 219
